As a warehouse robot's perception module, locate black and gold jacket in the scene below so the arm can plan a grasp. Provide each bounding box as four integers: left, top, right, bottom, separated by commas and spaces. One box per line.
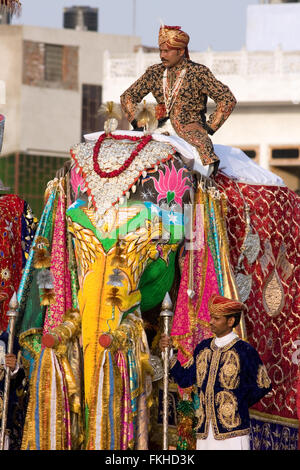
120, 58, 237, 166
170, 336, 272, 440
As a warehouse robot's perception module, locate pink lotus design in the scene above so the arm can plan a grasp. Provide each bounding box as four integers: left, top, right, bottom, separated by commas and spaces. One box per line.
152, 162, 189, 207
70, 168, 85, 196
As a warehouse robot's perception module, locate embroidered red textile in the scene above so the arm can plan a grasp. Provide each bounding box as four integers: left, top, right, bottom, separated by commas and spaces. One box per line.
0, 195, 25, 330
215, 172, 300, 424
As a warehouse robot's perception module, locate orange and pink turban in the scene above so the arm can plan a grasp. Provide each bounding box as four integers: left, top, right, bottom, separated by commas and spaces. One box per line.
208, 294, 247, 317
158, 25, 190, 59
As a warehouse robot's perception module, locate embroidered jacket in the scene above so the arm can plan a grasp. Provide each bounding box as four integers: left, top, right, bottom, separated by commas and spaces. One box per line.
170, 336, 272, 440
120, 58, 237, 166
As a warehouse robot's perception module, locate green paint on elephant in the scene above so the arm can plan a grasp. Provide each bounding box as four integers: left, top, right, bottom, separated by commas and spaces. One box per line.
138, 250, 177, 312
167, 191, 175, 204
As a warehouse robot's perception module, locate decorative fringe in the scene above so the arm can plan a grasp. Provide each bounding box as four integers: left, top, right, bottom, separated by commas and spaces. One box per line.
40, 288, 56, 306
36, 269, 54, 289
106, 288, 122, 308
98, 101, 122, 121
33, 236, 51, 269
176, 398, 196, 450
86, 350, 121, 450
111, 242, 127, 267
98, 102, 122, 135
21, 348, 72, 450
135, 100, 158, 132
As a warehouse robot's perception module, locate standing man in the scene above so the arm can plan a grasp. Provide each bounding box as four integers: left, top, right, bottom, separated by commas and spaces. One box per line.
160, 294, 272, 450
120, 25, 237, 174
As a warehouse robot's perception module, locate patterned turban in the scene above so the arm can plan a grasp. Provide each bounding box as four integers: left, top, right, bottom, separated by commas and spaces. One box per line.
158, 25, 190, 58
208, 294, 247, 317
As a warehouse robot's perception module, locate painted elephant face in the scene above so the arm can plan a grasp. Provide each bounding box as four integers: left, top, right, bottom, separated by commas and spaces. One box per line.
67, 137, 193, 406
68, 138, 193, 318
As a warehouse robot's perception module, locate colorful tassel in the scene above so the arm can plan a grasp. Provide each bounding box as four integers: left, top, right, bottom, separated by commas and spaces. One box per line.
33, 236, 51, 269
40, 288, 56, 305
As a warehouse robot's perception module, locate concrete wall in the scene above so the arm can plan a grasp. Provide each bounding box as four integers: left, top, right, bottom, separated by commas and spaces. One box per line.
0, 26, 23, 155
0, 25, 141, 156
211, 104, 300, 169
21, 26, 140, 85
246, 4, 300, 51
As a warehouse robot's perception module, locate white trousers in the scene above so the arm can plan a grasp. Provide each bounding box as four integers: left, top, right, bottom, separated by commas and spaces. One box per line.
196, 423, 250, 451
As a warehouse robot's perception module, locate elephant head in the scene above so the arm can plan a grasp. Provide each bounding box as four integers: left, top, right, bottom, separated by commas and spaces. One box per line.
66, 136, 193, 411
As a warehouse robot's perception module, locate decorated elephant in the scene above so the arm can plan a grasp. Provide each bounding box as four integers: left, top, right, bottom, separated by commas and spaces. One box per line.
17, 128, 199, 450
16, 123, 300, 450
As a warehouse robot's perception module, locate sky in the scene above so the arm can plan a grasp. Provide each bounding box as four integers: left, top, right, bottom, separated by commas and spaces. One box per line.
11, 0, 260, 52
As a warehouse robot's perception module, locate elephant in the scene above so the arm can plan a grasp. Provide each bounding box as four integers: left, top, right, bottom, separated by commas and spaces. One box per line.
19, 131, 198, 450
18, 130, 300, 451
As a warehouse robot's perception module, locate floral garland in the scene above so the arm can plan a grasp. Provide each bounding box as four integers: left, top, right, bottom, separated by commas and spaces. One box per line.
93, 133, 152, 179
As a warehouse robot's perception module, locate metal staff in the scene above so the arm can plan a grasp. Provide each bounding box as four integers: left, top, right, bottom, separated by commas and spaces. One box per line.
0, 292, 19, 450
160, 292, 173, 451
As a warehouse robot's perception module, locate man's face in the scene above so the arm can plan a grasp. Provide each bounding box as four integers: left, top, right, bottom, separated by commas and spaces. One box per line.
159, 45, 185, 68
209, 314, 234, 338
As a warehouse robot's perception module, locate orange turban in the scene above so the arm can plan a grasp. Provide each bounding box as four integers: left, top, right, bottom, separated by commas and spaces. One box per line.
158, 25, 190, 58
208, 294, 247, 317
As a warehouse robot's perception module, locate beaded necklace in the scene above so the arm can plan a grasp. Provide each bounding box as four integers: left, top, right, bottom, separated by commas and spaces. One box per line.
163, 68, 186, 116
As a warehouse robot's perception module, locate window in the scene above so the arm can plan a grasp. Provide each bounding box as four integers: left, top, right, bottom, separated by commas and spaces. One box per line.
81, 84, 103, 138
45, 44, 63, 82
269, 146, 300, 167
23, 41, 78, 90
271, 148, 299, 159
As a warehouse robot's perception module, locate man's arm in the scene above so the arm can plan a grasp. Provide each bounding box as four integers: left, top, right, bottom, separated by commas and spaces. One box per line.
120, 67, 154, 127
243, 345, 272, 407
160, 334, 197, 389
200, 66, 237, 135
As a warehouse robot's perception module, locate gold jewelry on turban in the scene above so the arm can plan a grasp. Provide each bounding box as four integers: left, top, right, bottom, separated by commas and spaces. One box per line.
158, 25, 190, 58
208, 294, 247, 317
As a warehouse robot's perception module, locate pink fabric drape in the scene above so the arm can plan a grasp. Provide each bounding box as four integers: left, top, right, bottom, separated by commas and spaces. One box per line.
171, 197, 218, 365
115, 350, 134, 449
43, 189, 72, 335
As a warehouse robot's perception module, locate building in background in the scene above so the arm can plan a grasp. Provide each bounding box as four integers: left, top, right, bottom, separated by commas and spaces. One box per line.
1, 1, 300, 218
103, 0, 300, 191
63, 5, 98, 32
0, 22, 140, 215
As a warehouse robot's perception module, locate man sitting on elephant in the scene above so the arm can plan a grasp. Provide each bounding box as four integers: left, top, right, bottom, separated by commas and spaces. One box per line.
120, 24, 237, 175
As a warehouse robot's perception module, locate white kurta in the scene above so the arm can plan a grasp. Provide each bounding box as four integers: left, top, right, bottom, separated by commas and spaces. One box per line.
196, 331, 250, 451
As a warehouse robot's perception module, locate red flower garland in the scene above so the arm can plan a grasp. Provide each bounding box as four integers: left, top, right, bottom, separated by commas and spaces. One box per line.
93, 133, 152, 179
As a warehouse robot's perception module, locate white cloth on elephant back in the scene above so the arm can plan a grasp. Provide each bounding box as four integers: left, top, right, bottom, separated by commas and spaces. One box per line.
84, 130, 284, 187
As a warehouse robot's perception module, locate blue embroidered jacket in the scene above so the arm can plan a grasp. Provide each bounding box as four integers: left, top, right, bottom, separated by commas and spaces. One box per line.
170, 336, 272, 440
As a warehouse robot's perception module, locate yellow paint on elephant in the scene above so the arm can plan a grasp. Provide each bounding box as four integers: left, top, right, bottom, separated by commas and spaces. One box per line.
69, 208, 173, 412
78, 246, 142, 409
